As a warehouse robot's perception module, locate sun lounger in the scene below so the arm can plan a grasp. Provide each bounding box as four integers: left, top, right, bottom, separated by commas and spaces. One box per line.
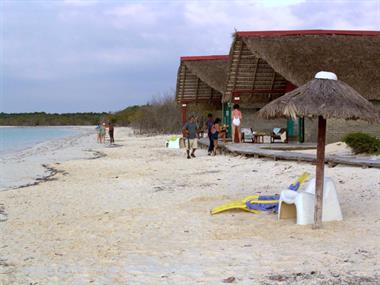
278, 177, 343, 225
166, 135, 182, 149
271, 128, 287, 143
210, 172, 310, 215
241, 128, 255, 143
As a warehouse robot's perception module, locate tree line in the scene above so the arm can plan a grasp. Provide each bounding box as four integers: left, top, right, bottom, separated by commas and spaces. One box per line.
0, 112, 108, 126
0, 94, 183, 134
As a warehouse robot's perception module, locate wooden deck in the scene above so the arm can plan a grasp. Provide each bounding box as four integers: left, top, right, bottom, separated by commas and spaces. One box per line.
199, 138, 380, 169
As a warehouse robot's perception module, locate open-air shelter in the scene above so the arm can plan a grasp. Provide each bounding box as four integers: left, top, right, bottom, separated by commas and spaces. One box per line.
223, 30, 380, 143
176, 55, 229, 124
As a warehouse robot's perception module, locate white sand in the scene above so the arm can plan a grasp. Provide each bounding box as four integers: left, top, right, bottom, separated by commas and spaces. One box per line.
295, 142, 352, 156
295, 141, 380, 161
0, 128, 379, 284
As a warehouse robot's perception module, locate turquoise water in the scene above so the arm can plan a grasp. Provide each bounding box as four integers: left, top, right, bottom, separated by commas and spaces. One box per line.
0, 127, 80, 155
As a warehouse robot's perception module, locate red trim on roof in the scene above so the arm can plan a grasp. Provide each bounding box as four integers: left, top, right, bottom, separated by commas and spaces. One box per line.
179, 99, 222, 105
232, 89, 286, 95
237, 30, 380, 37
181, 55, 229, 61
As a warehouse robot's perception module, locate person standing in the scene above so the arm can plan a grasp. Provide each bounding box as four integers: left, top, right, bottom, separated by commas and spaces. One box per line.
206, 113, 214, 155
108, 123, 115, 144
99, 123, 106, 144
211, 118, 222, 155
95, 124, 101, 143
231, 104, 242, 143
182, 115, 198, 159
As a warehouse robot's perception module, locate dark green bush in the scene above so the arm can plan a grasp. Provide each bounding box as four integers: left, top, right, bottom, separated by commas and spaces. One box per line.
342, 132, 380, 154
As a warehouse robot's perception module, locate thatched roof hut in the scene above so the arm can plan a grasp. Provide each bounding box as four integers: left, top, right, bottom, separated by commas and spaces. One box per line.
224, 30, 380, 103
224, 35, 289, 106
259, 76, 380, 123
176, 55, 229, 106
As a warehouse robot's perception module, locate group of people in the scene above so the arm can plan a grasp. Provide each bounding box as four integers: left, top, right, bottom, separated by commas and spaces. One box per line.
96, 122, 115, 144
181, 104, 242, 158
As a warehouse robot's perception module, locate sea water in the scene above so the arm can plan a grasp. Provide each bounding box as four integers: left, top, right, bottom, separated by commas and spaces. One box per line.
0, 126, 96, 190
0, 127, 80, 155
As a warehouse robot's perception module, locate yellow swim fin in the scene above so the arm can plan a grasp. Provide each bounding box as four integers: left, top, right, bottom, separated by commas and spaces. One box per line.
210, 195, 259, 215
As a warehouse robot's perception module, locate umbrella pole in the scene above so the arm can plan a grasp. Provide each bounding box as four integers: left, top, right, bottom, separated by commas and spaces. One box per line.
313, 115, 327, 229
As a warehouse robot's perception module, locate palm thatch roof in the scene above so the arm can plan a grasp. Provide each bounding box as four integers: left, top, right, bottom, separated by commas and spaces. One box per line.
223, 36, 289, 104
258, 78, 380, 123
176, 55, 229, 105
239, 30, 380, 101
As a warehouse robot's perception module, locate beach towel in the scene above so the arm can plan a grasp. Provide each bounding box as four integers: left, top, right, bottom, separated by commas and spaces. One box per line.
210, 194, 279, 215
245, 194, 280, 212
288, 172, 310, 191
210, 172, 310, 215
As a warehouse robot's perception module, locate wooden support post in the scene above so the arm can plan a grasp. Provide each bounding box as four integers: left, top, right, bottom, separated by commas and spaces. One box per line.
181, 104, 187, 125
313, 116, 327, 229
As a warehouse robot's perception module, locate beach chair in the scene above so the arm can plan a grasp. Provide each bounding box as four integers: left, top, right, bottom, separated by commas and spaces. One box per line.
278, 177, 343, 225
210, 172, 310, 215
241, 128, 254, 143
166, 135, 181, 149
271, 128, 287, 143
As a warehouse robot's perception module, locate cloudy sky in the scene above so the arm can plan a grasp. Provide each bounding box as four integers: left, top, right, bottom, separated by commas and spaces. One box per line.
1, 0, 379, 113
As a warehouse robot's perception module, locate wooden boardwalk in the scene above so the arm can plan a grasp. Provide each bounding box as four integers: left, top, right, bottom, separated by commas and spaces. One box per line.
198, 138, 380, 169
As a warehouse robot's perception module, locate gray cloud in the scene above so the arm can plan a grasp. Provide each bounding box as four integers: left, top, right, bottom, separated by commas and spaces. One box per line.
1, 0, 379, 112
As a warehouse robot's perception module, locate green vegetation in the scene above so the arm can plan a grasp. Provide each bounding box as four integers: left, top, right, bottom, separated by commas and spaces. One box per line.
0, 94, 182, 134
111, 105, 142, 126
116, 96, 182, 134
0, 112, 108, 126
342, 132, 380, 155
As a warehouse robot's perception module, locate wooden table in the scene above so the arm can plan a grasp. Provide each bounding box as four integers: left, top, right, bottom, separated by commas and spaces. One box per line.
253, 133, 267, 143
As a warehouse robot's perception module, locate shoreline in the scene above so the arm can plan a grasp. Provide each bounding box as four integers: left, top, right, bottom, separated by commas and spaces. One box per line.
10, 148, 107, 191
0, 125, 91, 157
0, 126, 103, 191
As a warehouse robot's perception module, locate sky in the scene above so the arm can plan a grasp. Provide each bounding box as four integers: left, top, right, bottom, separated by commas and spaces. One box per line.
1, 0, 379, 113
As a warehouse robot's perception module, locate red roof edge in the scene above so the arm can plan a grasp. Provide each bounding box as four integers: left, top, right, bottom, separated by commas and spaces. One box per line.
181, 55, 229, 61
236, 29, 380, 37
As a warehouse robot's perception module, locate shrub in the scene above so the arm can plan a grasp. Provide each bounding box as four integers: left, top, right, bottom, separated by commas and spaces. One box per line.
129, 92, 182, 134
342, 132, 380, 155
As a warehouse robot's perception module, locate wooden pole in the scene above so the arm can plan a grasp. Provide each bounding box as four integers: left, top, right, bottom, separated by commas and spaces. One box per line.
313, 116, 327, 229
181, 105, 187, 125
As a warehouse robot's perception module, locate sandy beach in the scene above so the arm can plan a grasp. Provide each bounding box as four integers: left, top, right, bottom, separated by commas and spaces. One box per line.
1, 127, 379, 284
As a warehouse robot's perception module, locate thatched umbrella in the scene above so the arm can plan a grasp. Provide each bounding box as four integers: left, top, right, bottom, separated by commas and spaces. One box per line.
258, 71, 380, 229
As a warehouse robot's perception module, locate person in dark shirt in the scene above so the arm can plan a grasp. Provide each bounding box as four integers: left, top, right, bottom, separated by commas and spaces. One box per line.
182, 115, 198, 159
108, 123, 115, 144
206, 113, 214, 155
211, 118, 222, 155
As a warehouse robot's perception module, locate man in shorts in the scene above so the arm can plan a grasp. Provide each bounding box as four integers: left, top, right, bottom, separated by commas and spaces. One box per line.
182, 115, 198, 159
